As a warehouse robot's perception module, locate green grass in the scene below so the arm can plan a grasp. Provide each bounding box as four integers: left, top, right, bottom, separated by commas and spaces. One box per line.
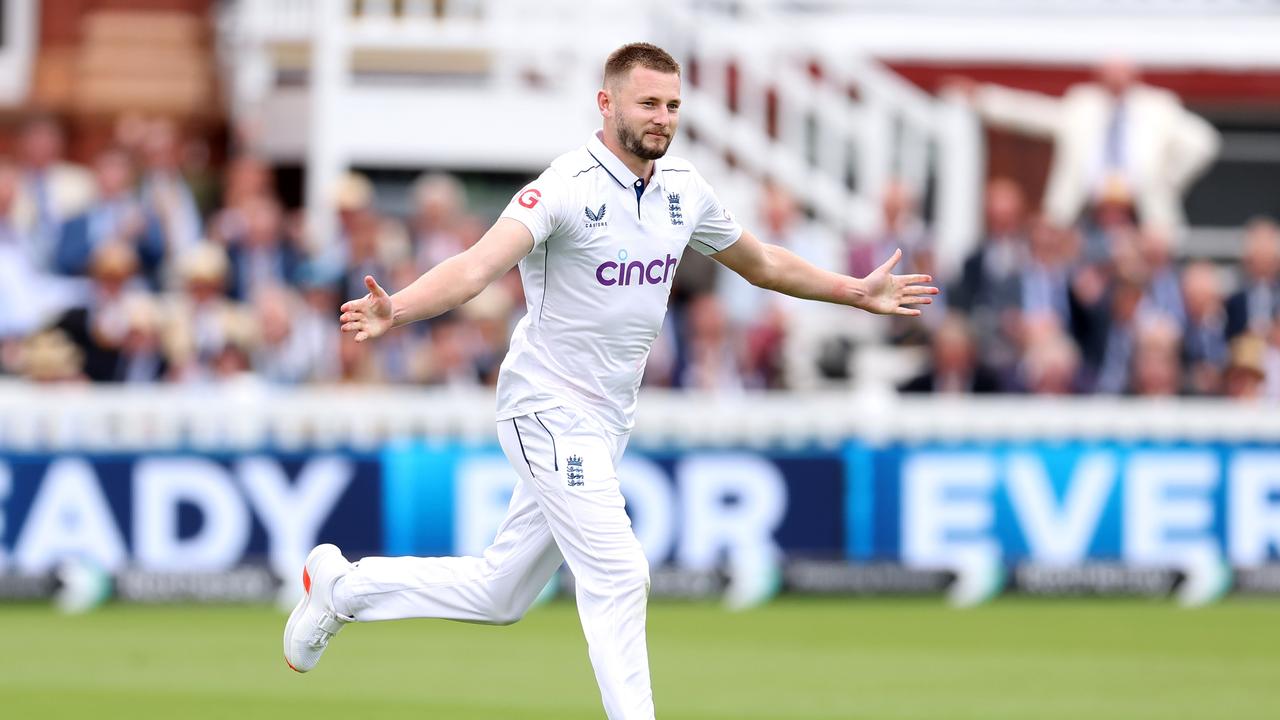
2, 597, 1278, 719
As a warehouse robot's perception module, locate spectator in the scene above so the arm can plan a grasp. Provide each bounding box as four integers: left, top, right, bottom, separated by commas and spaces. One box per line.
1077, 278, 1146, 394
1225, 217, 1280, 339
678, 293, 746, 392
1180, 261, 1227, 395
115, 295, 168, 384
54, 241, 154, 382
852, 178, 941, 345
850, 178, 931, 278
1018, 322, 1082, 395
55, 147, 166, 287
0, 162, 67, 342
20, 328, 86, 383
12, 115, 95, 269
410, 173, 471, 271
961, 57, 1220, 235
1136, 226, 1184, 326
209, 154, 276, 246
254, 285, 325, 384
900, 313, 999, 394
165, 243, 252, 382
952, 177, 1030, 384
1224, 334, 1267, 400
225, 196, 303, 302
1020, 215, 1077, 332
138, 118, 203, 262
1128, 318, 1183, 397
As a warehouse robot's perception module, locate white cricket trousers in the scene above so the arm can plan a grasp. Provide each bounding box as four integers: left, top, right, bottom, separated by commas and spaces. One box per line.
340, 406, 655, 720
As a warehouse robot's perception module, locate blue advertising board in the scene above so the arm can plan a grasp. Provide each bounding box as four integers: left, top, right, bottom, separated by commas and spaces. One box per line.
381, 443, 847, 568
3, 440, 1279, 581
854, 442, 1280, 568
0, 453, 382, 578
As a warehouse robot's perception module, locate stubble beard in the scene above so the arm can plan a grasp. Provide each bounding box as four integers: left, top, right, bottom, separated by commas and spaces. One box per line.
616, 120, 671, 161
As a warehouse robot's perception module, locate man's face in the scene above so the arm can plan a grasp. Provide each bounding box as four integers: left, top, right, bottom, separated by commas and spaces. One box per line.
21, 124, 62, 168
604, 67, 681, 161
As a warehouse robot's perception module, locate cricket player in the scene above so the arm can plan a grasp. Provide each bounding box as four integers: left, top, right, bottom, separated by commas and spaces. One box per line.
284, 42, 936, 719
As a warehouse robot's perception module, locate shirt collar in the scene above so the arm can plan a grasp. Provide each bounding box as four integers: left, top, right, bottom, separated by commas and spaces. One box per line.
587, 130, 663, 192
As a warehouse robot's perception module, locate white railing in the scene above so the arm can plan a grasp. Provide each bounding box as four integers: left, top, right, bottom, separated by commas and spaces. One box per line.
2, 381, 1279, 452
664, 2, 980, 270
0, 0, 38, 107
218, 0, 980, 270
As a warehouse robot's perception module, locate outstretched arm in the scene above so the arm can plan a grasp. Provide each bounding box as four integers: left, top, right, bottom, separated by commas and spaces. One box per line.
711, 229, 937, 316
339, 217, 533, 342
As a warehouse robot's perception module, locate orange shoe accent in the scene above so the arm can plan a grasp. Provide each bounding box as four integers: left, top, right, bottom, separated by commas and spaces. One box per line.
285, 655, 301, 673
303, 567, 312, 594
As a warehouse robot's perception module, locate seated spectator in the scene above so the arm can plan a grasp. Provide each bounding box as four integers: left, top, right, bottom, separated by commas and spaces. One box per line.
1128, 318, 1183, 397
410, 173, 472, 271
164, 243, 253, 383
1018, 322, 1083, 395
225, 196, 303, 302
254, 285, 324, 384
20, 328, 86, 383
138, 118, 203, 263
1020, 215, 1078, 332
678, 293, 747, 392
115, 296, 168, 384
852, 178, 940, 345
900, 313, 999, 394
55, 147, 166, 287
1076, 278, 1146, 394
1180, 261, 1227, 395
208, 154, 276, 246
0, 162, 63, 342
55, 241, 155, 382
850, 178, 931, 278
951, 177, 1030, 385
1136, 226, 1184, 326
1226, 217, 1279, 339
1224, 334, 1267, 400
12, 114, 95, 270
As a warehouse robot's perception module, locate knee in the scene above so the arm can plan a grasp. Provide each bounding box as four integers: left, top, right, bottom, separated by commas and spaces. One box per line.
615, 553, 651, 598
489, 608, 525, 626
487, 592, 533, 626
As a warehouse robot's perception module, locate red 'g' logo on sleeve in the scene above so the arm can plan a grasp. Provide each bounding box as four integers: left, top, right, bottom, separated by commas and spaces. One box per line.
518, 188, 542, 208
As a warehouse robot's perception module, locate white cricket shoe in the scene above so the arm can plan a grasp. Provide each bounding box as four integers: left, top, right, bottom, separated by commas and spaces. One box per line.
283, 544, 354, 673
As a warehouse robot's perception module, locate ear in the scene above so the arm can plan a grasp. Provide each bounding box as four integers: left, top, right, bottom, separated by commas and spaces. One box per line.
597, 88, 611, 118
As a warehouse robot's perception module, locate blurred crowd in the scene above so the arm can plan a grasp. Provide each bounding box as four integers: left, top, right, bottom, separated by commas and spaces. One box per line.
0, 57, 1277, 400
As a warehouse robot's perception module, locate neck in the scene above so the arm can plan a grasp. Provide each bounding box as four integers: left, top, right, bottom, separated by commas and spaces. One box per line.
601, 127, 653, 182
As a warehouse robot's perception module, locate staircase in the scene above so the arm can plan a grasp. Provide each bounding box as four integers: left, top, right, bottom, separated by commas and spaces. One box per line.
220, 0, 980, 268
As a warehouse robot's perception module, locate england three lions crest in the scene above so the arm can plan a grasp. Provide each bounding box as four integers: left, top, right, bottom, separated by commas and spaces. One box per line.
667, 193, 683, 226
566, 454, 585, 486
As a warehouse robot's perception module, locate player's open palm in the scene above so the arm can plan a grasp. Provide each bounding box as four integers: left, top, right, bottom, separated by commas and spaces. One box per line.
859, 248, 938, 317
340, 275, 394, 342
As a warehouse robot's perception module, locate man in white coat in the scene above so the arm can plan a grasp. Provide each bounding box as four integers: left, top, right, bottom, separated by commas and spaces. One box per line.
965, 58, 1220, 235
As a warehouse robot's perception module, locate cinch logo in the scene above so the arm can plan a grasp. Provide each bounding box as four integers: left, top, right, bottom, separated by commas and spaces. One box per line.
595, 249, 679, 287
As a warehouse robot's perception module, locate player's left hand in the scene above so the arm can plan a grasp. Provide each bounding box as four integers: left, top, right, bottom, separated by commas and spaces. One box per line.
858, 248, 938, 317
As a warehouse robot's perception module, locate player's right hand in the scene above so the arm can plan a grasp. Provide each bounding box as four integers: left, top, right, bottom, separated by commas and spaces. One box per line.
339, 275, 394, 343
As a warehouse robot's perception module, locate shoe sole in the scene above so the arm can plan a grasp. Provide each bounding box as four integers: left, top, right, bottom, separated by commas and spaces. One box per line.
283, 545, 333, 673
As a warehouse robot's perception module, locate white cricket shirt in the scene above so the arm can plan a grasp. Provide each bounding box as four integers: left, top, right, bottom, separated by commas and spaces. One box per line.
495, 131, 743, 433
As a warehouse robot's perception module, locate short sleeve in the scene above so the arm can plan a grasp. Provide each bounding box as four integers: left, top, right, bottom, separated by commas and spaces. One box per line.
499, 168, 569, 250
687, 173, 743, 256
